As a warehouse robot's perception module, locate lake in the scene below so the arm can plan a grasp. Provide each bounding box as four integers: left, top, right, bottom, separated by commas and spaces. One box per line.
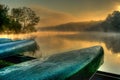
0, 31, 120, 75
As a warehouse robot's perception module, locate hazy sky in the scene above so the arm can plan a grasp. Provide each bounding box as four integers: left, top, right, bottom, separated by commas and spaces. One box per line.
0, 0, 120, 27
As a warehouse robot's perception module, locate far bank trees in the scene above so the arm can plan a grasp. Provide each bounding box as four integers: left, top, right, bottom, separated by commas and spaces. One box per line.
105, 11, 120, 31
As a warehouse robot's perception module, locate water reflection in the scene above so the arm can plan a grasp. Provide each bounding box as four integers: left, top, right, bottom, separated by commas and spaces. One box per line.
0, 32, 120, 74
56, 32, 120, 54
35, 31, 120, 74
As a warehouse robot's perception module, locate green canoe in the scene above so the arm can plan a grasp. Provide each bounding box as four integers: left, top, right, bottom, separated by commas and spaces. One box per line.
0, 46, 104, 80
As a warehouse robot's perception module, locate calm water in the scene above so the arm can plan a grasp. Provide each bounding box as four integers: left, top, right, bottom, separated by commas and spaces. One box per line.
1, 31, 120, 75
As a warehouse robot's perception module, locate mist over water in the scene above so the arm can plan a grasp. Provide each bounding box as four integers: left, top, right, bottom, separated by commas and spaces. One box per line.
35, 31, 120, 74
0, 31, 120, 74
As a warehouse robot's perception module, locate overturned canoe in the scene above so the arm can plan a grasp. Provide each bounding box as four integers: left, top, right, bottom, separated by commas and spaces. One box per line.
0, 46, 104, 80
0, 38, 12, 44
0, 39, 38, 59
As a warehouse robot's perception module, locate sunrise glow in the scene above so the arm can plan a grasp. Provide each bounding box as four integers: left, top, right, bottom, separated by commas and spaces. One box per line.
117, 5, 120, 11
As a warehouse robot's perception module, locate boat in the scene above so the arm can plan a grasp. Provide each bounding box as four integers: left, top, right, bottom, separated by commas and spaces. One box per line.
0, 46, 104, 80
0, 38, 12, 44
0, 39, 38, 59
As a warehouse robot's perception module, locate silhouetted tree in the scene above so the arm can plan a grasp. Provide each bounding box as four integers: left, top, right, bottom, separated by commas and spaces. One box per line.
0, 4, 40, 34
11, 7, 40, 33
105, 11, 120, 31
0, 4, 9, 32
9, 20, 22, 33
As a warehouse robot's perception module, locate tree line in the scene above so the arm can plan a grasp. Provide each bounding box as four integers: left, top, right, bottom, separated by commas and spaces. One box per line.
0, 4, 40, 34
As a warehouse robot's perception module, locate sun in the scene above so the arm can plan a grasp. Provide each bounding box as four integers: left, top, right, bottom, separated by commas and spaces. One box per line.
117, 5, 120, 11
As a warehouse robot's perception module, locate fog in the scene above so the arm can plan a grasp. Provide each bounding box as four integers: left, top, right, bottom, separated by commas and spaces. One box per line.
34, 31, 120, 74
0, 31, 120, 74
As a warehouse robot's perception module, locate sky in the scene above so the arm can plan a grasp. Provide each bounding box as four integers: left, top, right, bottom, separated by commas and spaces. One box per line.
0, 0, 120, 27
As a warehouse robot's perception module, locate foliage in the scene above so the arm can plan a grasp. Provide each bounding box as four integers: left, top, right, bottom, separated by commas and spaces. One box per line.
11, 7, 40, 33
105, 11, 120, 31
0, 4, 9, 33
0, 4, 40, 34
9, 20, 22, 33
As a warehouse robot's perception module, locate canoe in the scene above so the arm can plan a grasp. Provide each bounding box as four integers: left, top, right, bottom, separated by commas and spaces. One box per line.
0, 39, 38, 59
0, 38, 12, 44
0, 46, 104, 80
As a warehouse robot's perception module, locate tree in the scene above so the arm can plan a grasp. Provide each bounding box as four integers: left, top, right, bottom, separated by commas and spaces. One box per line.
0, 5, 40, 33
105, 11, 120, 31
11, 7, 40, 33
0, 4, 9, 32
9, 20, 22, 33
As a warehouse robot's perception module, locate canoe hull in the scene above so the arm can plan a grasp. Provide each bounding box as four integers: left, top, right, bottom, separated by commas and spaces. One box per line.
0, 46, 104, 80
0, 39, 38, 59
0, 38, 12, 44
